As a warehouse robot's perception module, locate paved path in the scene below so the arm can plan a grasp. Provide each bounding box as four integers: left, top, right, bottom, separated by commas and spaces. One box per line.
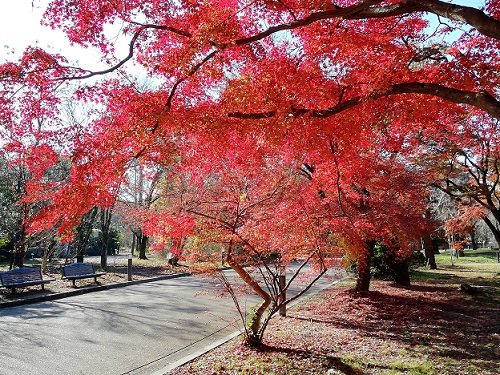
0, 268, 340, 375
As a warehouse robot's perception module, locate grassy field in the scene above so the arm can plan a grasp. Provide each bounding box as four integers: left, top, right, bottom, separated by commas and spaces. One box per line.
172, 249, 500, 375
413, 248, 500, 286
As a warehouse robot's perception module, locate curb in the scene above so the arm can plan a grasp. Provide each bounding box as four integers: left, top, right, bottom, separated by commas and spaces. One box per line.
157, 275, 348, 374
0, 272, 191, 309
149, 329, 243, 375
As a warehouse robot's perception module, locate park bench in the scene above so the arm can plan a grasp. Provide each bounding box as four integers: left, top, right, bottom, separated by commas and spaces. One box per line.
0, 267, 56, 293
62, 263, 105, 286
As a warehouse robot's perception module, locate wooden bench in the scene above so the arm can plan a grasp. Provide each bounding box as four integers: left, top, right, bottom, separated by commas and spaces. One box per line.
62, 263, 105, 286
0, 267, 56, 293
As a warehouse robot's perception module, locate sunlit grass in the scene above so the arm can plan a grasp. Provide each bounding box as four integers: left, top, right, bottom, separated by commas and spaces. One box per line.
434, 248, 499, 265
384, 359, 436, 375
413, 249, 500, 285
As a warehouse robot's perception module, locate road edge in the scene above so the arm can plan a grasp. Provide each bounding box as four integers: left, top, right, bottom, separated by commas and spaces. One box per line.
157, 276, 347, 374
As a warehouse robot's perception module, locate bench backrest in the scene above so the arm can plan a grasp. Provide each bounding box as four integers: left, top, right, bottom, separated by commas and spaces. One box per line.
62, 263, 96, 277
0, 267, 43, 285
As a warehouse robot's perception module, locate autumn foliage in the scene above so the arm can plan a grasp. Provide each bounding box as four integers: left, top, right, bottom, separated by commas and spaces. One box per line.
1, 0, 500, 343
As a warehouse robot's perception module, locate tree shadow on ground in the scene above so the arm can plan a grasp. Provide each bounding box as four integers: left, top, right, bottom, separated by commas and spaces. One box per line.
289, 279, 500, 370
255, 343, 365, 375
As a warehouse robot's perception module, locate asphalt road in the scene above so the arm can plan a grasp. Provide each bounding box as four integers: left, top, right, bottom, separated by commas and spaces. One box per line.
0, 267, 341, 375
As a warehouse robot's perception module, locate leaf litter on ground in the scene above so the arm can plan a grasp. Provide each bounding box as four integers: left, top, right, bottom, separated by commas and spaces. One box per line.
171, 275, 500, 375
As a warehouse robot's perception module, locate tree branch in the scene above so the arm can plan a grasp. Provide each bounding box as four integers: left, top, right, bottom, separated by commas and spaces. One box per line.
233, 0, 499, 47
350, 0, 500, 41
315, 83, 500, 119
51, 0, 497, 84
229, 83, 500, 120
234, 0, 385, 45
62, 24, 190, 80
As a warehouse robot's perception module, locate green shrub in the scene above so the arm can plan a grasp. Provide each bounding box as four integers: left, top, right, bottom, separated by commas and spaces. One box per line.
84, 228, 122, 256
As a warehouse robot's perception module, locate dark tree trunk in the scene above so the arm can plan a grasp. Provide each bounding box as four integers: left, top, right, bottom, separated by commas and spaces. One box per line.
74, 207, 98, 264
12, 217, 28, 268
137, 234, 148, 260
483, 216, 500, 248
422, 235, 437, 269
470, 228, 478, 250
390, 259, 411, 286
17, 235, 26, 268
356, 241, 375, 291
168, 253, 180, 266
131, 233, 136, 256
100, 208, 113, 268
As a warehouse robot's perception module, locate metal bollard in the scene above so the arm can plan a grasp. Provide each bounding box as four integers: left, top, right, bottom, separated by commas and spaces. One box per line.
279, 265, 286, 317
128, 253, 133, 281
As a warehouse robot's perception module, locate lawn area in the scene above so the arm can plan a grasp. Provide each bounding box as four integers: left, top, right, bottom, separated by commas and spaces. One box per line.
171, 249, 500, 375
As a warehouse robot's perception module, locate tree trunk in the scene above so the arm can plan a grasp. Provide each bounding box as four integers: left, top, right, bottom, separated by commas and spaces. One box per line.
356, 241, 375, 291
12, 217, 27, 268
137, 234, 148, 260
470, 228, 478, 250
422, 235, 437, 269
483, 216, 500, 247
390, 259, 411, 286
100, 208, 112, 268
131, 233, 136, 256
168, 253, 180, 266
226, 241, 271, 346
74, 207, 98, 264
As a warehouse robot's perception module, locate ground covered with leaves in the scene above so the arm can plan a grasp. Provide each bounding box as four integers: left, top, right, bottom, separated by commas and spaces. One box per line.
173, 264, 500, 375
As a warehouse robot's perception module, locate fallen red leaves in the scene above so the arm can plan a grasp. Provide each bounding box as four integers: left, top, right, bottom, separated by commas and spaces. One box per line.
172, 278, 500, 375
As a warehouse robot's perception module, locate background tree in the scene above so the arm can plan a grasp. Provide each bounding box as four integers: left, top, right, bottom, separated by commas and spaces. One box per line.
69, 207, 99, 263
0, 156, 21, 252
0, 138, 62, 268
117, 159, 166, 259
427, 116, 500, 247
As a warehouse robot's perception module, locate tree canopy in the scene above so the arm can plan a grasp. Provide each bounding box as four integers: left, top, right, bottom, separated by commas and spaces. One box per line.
1, 0, 499, 293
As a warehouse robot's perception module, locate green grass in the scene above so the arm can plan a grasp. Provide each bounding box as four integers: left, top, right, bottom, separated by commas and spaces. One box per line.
410, 269, 459, 282
411, 248, 500, 291
384, 359, 436, 375
434, 248, 499, 264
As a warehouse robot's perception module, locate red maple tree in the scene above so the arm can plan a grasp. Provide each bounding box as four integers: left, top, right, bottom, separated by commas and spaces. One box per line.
1, 1, 499, 342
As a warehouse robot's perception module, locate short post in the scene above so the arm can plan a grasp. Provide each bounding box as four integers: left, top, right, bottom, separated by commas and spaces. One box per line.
127, 253, 133, 281
279, 265, 286, 317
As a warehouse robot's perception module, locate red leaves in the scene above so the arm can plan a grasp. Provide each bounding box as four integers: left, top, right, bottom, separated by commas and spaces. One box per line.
22, 144, 59, 179
0, 1, 497, 274
42, 0, 123, 52
144, 211, 194, 249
